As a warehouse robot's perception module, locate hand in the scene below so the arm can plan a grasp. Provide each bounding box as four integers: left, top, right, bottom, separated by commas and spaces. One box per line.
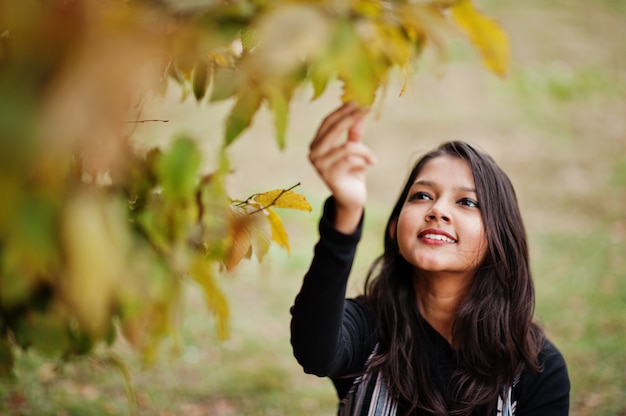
308, 102, 377, 233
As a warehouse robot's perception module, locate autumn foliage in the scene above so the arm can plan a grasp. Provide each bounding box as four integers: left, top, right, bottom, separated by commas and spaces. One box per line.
0, 0, 508, 375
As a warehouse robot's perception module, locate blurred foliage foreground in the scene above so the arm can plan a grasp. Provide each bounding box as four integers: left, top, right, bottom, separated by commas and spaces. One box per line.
0, 0, 508, 394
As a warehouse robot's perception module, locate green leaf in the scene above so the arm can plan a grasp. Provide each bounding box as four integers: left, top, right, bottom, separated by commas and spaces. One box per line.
192, 59, 212, 101
308, 60, 332, 100
167, 59, 186, 87
265, 87, 289, 150
329, 19, 380, 105
209, 66, 242, 102
0, 339, 15, 378
224, 87, 263, 147
197, 152, 232, 260
155, 137, 201, 203
240, 26, 258, 52
14, 311, 70, 358
338, 41, 379, 105
68, 326, 95, 355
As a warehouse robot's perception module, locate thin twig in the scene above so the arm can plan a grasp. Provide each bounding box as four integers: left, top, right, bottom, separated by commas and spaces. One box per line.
245, 182, 301, 215
123, 119, 170, 124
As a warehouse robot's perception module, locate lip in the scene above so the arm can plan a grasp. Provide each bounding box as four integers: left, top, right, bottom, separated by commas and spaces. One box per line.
418, 228, 457, 244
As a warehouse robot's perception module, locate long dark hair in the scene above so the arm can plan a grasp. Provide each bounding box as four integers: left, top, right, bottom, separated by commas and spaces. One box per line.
364, 141, 545, 415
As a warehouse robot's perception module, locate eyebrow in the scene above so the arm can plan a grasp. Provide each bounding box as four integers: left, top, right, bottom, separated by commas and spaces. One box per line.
412, 180, 476, 194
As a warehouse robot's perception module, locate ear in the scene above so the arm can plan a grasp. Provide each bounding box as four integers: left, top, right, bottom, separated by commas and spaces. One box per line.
388, 217, 398, 241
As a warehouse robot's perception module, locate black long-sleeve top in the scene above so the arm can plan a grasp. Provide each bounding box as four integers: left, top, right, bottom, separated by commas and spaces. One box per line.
290, 198, 570, 415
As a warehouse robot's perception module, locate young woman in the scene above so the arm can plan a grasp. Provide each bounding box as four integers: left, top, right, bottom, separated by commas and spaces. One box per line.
290, 103, 570, 415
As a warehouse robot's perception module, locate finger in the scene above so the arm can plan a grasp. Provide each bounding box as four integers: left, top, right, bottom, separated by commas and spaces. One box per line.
321, 153, 373, 178
309, 103, 355, 149
309, 108, 370, 159
316, 102, 361, 141
347, 109, 369, 143
309, 102, 362, 152
311, 142, 377, 173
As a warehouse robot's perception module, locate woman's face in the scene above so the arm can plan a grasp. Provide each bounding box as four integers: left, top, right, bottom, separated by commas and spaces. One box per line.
395, 155, 487, 278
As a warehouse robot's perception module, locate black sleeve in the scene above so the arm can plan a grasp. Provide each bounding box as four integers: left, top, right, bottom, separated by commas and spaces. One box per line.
513, 339, 570, 416
290, 197, 377, 380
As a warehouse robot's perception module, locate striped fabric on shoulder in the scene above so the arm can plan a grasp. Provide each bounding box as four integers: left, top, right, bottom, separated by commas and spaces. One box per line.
338, 344, 397, 416
338, 343, 517, 416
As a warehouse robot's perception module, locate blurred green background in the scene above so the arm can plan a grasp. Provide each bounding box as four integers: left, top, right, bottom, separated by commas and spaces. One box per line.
1, 0, 625, 414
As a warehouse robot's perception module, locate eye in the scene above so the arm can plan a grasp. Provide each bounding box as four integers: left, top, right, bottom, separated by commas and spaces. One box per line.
408, 192, 431, 202
458, 198, 480, 208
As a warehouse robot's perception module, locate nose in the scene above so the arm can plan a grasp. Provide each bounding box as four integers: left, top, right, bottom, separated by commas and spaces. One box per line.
425, 200, 450, 223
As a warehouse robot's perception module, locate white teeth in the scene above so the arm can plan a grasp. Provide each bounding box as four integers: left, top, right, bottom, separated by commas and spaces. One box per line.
423, 233, 456, 243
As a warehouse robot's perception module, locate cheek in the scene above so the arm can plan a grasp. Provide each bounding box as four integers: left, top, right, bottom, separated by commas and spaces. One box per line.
471, 225, 488, 263
395, 212, 411, 240
395, 212, 415, 255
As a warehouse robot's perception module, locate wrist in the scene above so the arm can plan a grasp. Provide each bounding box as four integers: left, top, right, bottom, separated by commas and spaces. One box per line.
333, 201, 363, 234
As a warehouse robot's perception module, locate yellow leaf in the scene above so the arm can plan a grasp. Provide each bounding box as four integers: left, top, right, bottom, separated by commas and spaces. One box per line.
248, 209, 272, 263
250, 189, 312, 211
397, 3, 451, 67
450, 0, 510, 77
222, 207, 253, 271
266, 208, 290, 252
354, 0, 384, 17
61, 192, 129, 337
369, 21, 413, 68
190, 257, 230, 340
223, 205, 272, 270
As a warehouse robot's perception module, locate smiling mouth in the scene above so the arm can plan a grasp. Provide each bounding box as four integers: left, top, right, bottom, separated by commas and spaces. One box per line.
420, 233, 457, 243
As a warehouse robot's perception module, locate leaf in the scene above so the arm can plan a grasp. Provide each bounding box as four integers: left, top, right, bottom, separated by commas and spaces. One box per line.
265, 87, 289, 150
308, 60, 332, 100
249, 213, 271, 262
14, 311, 70, 358
224, 87, 263, 147
240, 26, 258, 52
192, 59, 212, 101
155, 137, 201, 203
223, 205, 272, 270
0, 339, 14, 377
250, 188, 312, 211
167, 59, 186, 87
197, 151, 232, 260
266, 208, 289, 252
190, 257, 230, 340
382, 24, 413, 66
209, 66, 242, 102
61, 192, 130, 337
334, 21, 380, 105
396, 3, 452, 74
354, 0, 385, 17
450, 0, 510, 77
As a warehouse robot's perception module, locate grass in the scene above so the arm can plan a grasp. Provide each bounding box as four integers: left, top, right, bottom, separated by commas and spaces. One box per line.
1, 0, 625, 415
532, 230, 626, 416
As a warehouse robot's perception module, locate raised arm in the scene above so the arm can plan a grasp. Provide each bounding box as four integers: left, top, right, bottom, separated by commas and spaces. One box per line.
308, 102, 377, 233
290, 103, 378, 380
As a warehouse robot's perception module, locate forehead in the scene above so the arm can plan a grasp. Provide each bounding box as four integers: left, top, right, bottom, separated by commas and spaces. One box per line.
413, 155, 475, 188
